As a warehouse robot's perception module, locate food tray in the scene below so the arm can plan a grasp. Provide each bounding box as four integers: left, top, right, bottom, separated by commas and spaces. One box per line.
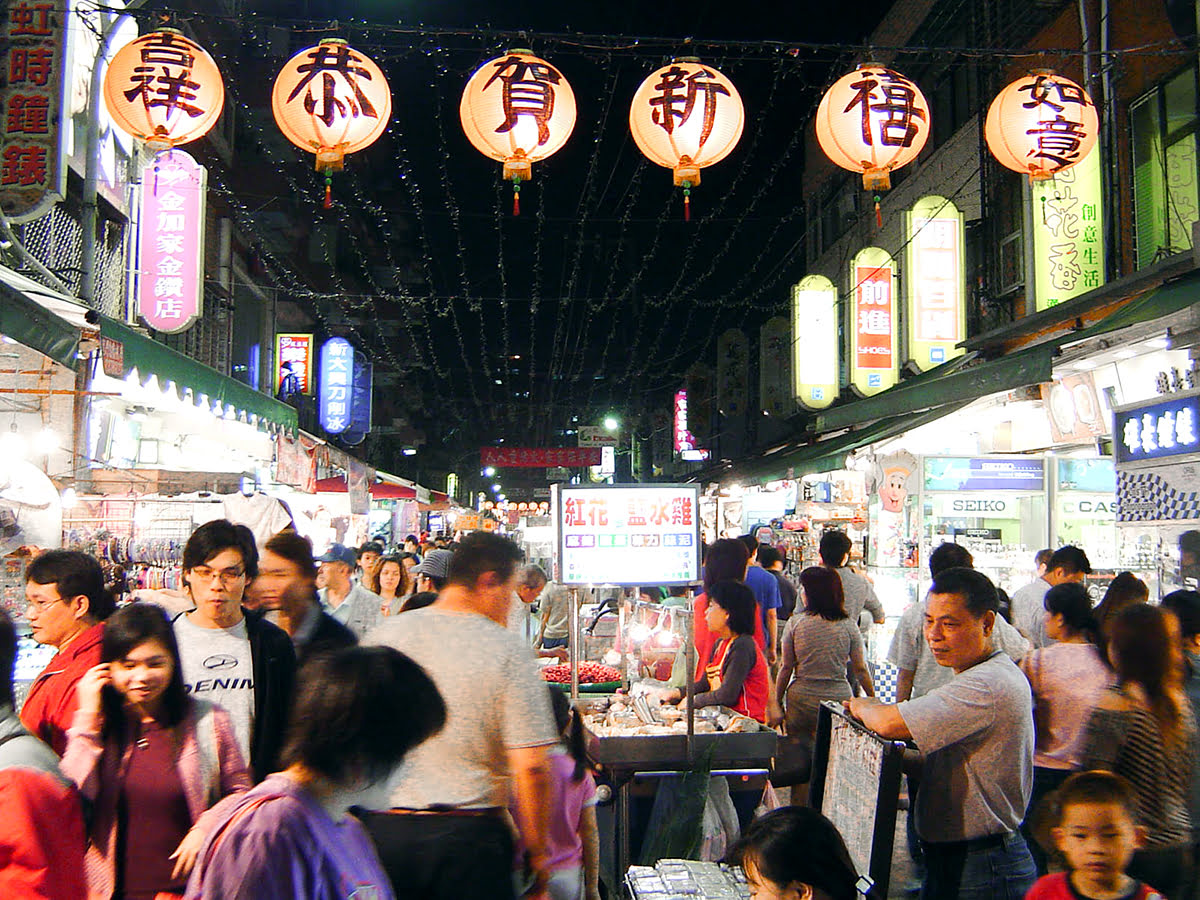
582, 705, 777, 769
548, 681, 622, 693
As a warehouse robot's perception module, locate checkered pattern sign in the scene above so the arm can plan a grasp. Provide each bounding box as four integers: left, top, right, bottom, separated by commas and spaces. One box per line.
871, 660, 900, 705
1117, 470, 1200, 522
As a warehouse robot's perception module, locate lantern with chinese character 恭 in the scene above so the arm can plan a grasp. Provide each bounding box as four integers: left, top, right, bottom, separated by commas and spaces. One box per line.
271, 38, 392, 207
102, 30, 225, 148
984, 71, 1098, 181
459, 50, 576, 216
814, 65, 930, 192
629, 58, 744, 220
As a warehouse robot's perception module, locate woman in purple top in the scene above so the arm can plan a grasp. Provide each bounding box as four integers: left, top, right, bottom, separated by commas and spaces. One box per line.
186, 645, 446, 900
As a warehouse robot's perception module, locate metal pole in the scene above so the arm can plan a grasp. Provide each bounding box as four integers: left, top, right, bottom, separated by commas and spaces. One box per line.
618, 591, 628, 691
685, 587, 695, 764
569, 587, 580, 700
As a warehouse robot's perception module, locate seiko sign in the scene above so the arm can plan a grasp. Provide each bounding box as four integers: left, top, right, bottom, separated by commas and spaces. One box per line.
950, 499, 1009, 513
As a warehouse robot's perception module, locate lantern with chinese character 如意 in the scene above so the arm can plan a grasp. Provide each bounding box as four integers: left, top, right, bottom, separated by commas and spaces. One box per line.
271, 38, 392, 208
984, 71, 1099, 181
459, 50, 576, 216
102, 30, 225, 149
628, 58, 744, 220
814, 65, 930, 193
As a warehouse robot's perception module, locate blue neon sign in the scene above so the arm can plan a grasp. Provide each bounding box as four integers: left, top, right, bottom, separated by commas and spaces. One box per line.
318, 338, 354, 434
1114, 394, 1200, 464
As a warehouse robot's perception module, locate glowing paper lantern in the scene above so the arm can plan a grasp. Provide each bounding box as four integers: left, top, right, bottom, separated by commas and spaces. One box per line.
985, 71, 1098, 181
459, 50, 576, 215
102, 30, 224, 148
629, 58, 744, 219
272, 39, 392, 206
815, 65, 930, 191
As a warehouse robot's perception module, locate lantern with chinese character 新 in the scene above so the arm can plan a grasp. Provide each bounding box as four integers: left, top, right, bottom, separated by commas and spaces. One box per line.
985, 71, 1098, 181
102, 30, 225, 148
271, 38, 392, 208
815, 65, 930, 193
459, 50, 576, 216
629, 58, 744, 220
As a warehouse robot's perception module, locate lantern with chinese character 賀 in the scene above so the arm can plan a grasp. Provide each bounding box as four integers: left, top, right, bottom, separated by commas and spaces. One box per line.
815, 66, 930, 193
459, 50, 576, 216
102, 30, 225, 148
629, 58, 744, 220
271, 39, 392, 208
985, 71, 1098, 181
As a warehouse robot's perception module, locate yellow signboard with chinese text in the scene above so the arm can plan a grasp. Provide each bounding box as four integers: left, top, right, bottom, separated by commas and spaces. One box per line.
1032, 150, 1105, 311
792, 275, 839, 410
905, 196, 966, 372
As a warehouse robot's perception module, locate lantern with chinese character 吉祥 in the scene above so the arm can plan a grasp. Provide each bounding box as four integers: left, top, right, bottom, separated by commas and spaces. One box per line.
459, 50, 576, 216
985, 71, 1098, 181
815, 65, 930, 192
271, 38, 392, 208
629, 58, 744, 220
102, 30, 225, 148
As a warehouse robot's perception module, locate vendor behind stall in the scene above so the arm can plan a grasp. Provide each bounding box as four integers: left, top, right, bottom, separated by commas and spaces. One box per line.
662, 580, 769, 723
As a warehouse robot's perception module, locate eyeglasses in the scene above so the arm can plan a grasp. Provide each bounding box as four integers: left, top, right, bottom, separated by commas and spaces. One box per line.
189, 566, 246, 585
25, 596, 65, 614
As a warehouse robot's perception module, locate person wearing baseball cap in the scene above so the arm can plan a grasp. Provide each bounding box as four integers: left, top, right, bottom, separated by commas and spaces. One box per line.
316, 544, 382, 640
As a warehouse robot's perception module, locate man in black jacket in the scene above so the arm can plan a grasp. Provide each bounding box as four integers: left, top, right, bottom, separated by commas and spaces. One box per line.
172, 519, 296, 782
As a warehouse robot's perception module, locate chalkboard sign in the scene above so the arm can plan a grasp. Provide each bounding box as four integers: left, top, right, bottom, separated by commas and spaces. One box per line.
810, 701, 907, 899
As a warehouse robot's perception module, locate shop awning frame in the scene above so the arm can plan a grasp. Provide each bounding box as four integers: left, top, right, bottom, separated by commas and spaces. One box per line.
0, 263, 88, 368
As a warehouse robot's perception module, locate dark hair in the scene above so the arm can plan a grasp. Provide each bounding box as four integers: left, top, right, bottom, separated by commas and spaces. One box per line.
757, 546, 782, 569
1056, 770, 1137, 819
1043, 583, 1097, 640
1180, 531, 1200, 558
1109, 604, 1186, 752
0, 609, 16, 708
101, 603, 189, 737
400, 590, 438, 612
818, 531, 852, 567
929, 542, 973, 577
737, 534, 758, 554
799, 567, 847, 621
1048, 545, 1092, 576
708, 580, 758, 636
183, 519, 259, 579
263, 532, 318, 580
549, 686, 587, 782
1035, 548, 1054, 569
377, 555, 411, 600
446, 532, 522, 588
703, 539, 750, 594
1093, 572, 1149, 650
1162, 590, 1200, 640
26, 550, 116, 621
404, 534, 419, 545
728, 806, 858, 900
280, 646, 446, 784
357, 542, 384, 558
929, 567, 998, 618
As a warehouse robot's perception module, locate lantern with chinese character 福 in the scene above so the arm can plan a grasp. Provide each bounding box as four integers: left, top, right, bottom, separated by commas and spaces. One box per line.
102, 30, 225, 148
629, 58, 744, 220
984, 71, 1098, 181
815, 66, 930, 193
459, 50, 576, 216
271, 39, 392, 208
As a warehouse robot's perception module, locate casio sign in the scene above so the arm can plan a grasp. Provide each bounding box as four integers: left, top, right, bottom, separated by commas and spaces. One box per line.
952, 499, 1008, 513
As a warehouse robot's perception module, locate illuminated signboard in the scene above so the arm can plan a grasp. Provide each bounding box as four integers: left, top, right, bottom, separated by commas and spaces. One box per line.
1032, 149, 1105, 311
792, 274, 839, 410
849, 247, 897, 396
905, 196, 965, 372
554, 484, 702, 586
924, 457, 1046, 492
318, 338, 355, 434
674, 390, 696, 451
137, 149, 206, 333
275, 334, 313, 395
1114, 393, 1200, 465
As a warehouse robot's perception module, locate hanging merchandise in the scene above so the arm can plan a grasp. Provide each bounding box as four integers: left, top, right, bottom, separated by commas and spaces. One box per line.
985, 70, 1098, 181
102, 30, 225, 148
271, 38, 392, 208
459, 50, 577, 215
628, 58, 744, 220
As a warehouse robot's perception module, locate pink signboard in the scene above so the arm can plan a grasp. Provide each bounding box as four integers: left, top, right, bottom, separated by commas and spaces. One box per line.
137, 149, 206, 333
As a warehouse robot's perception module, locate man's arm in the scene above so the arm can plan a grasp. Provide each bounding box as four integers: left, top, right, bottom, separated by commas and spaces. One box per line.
765, 607, 778, 665
895, 668, 915, 703
844, 697, 912, 740
580, 805, 601, 900
509, 744, 553, 891
864, 583, 886, 624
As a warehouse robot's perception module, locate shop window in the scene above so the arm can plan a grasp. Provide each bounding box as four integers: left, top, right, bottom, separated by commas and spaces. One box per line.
1131, 66, 1200, 269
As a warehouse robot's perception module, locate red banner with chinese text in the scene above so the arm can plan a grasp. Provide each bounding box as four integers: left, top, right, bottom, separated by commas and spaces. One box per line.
855, 265, 894, 370
481, 447, 602, 468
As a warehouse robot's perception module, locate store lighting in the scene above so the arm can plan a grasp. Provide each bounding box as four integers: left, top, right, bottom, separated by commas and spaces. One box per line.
0, 425, 25, 458
402, 447, 417, 456
492, 483, 502, 492
33, 428, 59, 454
60, 487, 78, 509
604, 416, 619, 432
1143, 337, 1170, 350
629, 624, 652, 644
483, 466, 496, 476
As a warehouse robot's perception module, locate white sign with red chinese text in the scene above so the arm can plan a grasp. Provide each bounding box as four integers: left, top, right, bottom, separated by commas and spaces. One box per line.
136, 149, 205, 333
906, 196, 965, 372
849, 247, 898, 396
554, 484, 702, 586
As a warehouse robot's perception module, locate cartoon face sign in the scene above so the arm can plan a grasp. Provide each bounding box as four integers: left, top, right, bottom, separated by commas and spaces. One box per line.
879, 467, 909, 512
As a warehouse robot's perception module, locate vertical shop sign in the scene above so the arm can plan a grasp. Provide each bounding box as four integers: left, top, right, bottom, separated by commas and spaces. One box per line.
684, 362, 714, 441
759, 316, 793, 417
1, 0, 71, 222
850, 247, 898, 396
1032, 149, 1105, 310
319, 338, 355, 434
716, 329, 749, 416
347, 353, 373, 435
905, 196, 965, 372
792, 275, 839, 410
137, 150, 206, 333
274, 334, 313, 396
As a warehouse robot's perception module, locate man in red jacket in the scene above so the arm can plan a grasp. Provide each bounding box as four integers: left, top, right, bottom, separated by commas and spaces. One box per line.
19, 550, 115, 756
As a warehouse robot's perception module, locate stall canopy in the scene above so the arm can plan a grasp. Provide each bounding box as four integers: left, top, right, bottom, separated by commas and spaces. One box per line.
315, 476, 417, 499
0, 263, 88, 367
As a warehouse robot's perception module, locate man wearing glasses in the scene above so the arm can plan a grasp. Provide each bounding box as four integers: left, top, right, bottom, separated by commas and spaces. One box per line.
172, 519, 296, 782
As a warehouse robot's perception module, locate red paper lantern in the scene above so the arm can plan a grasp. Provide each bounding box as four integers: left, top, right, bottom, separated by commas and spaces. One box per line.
985, 71, 1098, 181
102, 30, 224, 148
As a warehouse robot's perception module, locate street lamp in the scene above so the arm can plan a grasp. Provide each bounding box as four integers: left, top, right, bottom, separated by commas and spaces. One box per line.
492, 483, 502, 493
483, 466, 496, 477
604, 416, 619, 432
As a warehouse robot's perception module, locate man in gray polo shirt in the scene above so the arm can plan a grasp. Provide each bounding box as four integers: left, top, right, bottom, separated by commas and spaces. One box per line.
316, 543, 382, 639
846, 567, 1036, 900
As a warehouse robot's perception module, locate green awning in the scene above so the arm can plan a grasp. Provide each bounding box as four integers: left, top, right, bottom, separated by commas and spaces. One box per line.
1063, 267, 1200, 343
100, 317, 298, 433
0, 265, 86, 367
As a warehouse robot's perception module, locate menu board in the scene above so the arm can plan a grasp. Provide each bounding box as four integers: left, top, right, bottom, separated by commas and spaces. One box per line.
554, 484, 701, 586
